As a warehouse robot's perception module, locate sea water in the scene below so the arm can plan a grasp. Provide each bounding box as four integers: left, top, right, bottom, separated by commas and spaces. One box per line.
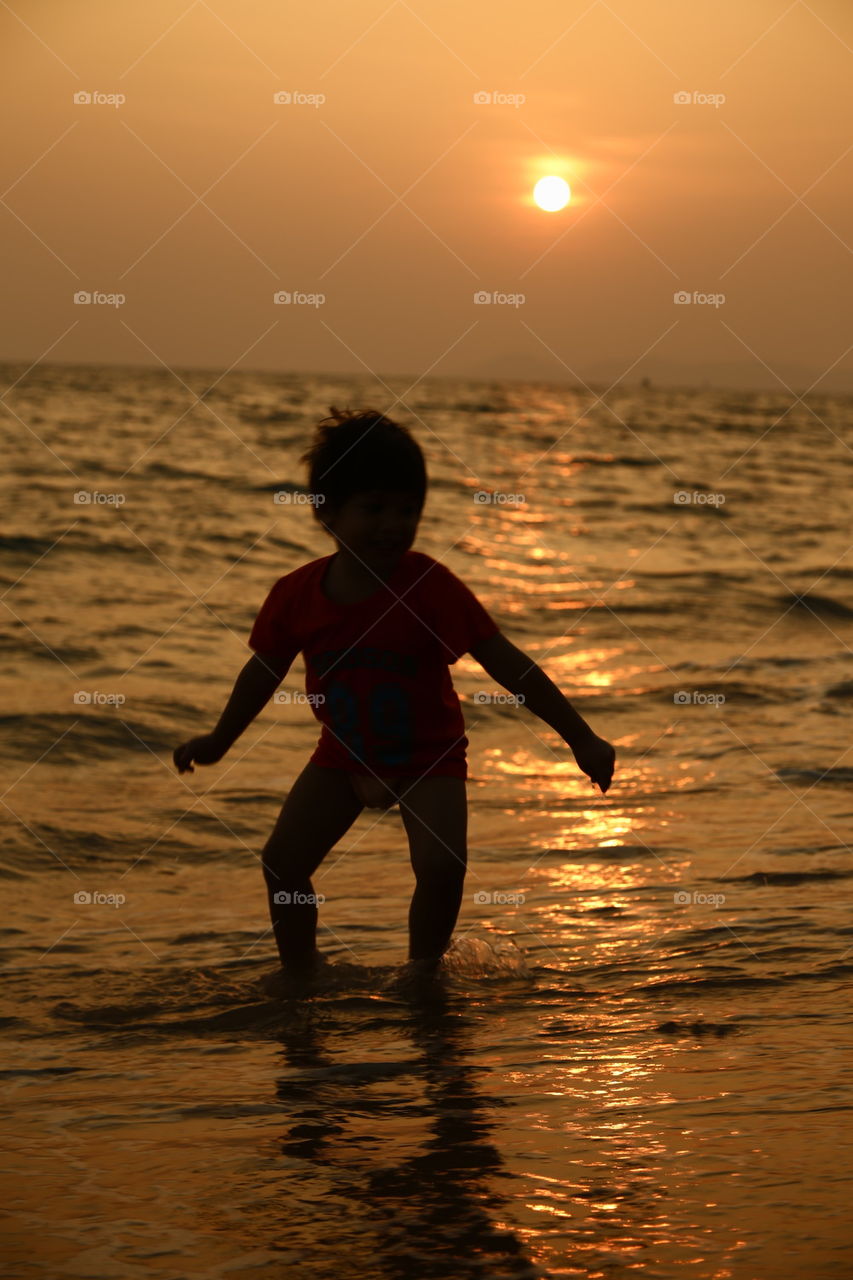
2, 364, 852, 1278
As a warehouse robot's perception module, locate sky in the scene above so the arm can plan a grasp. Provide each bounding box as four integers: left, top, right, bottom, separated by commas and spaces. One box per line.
1, 0, 852, 391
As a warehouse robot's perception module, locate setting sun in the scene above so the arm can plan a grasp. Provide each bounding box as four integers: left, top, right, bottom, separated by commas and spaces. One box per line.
533, 175, 571, 211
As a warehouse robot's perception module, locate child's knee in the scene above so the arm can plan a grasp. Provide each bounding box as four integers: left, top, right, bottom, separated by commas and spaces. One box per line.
261, 837, 312, 886
412, 852, 467, 887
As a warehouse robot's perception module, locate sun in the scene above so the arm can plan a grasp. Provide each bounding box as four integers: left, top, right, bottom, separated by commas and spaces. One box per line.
533, 176, 571, 211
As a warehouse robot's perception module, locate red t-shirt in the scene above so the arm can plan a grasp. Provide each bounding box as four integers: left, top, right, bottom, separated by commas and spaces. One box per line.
248, 551, 499, 779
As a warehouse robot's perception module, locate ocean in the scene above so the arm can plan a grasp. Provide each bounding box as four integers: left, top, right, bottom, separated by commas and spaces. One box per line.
2, 363, 852, 1279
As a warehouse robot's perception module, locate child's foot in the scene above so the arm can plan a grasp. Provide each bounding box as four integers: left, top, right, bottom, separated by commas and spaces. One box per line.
389, 955, 447, 998
405, 955, 443, 977
261, 951, 328, 994
286, 949, 328, 977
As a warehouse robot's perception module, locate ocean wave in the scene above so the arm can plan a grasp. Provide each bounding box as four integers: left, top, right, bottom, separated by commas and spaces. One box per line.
0, 632, 100, 664
242, 406, 304, 423
545, 843, 662, 861
0, 533, 80, 559
718, 869, 852, 885
775, 766, 853, 786
639, 972, 788, 993
0, 713, 178, 762
0, 820, 196, 871
140, 460, 230, 484
0, 529, 145, 566
782, 591, 853, 619
552, 453, 661, 467
825, 679, 853, 698
656, 1020, 739, 1037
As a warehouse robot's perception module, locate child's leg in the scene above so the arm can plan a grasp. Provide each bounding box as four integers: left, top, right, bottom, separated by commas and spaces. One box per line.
397, 775, 467, 964
261, 761, 363, 972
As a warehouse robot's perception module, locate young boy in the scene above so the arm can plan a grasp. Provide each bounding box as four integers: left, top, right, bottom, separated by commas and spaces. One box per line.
173, 408, 615, 976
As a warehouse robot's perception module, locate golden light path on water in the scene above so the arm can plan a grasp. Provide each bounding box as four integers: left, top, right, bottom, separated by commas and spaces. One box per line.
477, 713, 739, 1276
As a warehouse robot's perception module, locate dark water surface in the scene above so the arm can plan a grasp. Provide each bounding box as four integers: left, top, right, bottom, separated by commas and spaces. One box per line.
2, 365, 852, 1278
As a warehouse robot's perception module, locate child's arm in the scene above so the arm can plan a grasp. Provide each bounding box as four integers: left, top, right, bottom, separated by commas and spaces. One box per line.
469, 631, 615, 793
173, 651, 291, 774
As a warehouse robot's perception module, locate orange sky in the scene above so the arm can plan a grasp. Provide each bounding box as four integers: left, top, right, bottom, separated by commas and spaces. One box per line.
1, 0, 852, 390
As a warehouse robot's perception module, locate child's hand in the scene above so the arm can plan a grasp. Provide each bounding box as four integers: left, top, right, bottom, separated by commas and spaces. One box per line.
173, 733, 227, 775
570, 733, 616, 794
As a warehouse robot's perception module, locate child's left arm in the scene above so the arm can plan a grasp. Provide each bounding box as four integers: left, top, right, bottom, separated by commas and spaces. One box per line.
470, 631, 616, 793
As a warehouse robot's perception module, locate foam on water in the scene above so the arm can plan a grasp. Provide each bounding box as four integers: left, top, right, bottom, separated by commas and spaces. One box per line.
253, 935, 534, 1004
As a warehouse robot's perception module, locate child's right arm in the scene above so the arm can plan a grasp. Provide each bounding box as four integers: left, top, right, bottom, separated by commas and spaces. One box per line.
173, 651, 291, 774
470, 631, 615, 793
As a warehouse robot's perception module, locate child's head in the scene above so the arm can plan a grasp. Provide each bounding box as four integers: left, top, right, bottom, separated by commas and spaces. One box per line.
301, 406, 427, 512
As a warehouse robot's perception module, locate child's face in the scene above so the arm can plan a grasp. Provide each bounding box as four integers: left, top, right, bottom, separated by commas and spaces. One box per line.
321, 488, 422, 569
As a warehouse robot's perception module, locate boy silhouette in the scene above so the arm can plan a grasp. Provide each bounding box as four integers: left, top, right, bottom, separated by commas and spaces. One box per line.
174, 408, 615, 976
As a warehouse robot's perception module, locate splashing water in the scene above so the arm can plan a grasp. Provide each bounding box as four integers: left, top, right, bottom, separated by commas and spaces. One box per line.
439, 934, 533, 979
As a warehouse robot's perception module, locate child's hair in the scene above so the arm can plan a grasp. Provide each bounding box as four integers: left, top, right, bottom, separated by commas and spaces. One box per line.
301, 406, 427, 511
